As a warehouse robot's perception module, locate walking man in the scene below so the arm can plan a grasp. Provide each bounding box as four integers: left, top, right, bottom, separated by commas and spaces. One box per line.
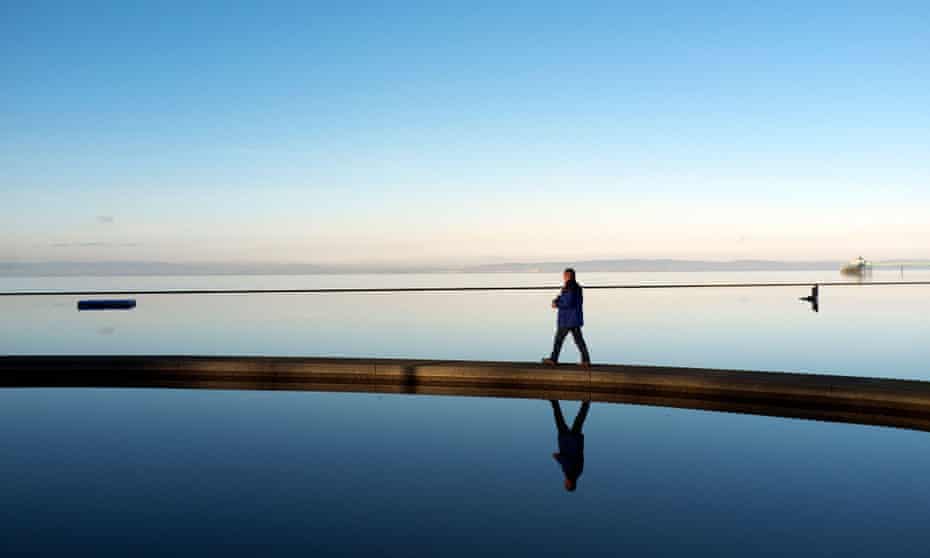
543, 268, 591, 367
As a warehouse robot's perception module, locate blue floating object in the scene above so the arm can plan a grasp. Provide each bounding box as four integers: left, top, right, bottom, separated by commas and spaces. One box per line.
77, 299, 137, 311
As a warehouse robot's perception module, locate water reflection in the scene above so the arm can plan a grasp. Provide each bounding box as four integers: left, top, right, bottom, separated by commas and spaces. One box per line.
550, 400, 591, 492
3, 388, 929, 556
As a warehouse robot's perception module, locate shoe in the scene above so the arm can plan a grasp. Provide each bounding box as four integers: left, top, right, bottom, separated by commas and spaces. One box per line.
580, 361, 591, 369
542, 358, 557, 365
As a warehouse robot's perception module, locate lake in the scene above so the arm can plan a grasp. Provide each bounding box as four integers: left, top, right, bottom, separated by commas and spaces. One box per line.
2, 388, 929, 557
2, 270, 930, 556
2, 270, 929, 379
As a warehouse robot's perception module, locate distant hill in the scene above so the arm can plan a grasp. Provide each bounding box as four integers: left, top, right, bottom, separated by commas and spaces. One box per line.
3, 259, 929, 276
461, 259, 848, 273
0, 261, 441, 277
7, 259, 930, 277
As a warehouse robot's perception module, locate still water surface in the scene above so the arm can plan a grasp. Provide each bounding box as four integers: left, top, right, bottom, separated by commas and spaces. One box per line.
2, 388, 929, 557
2, 270, 929, 379
3, 270, 930, 555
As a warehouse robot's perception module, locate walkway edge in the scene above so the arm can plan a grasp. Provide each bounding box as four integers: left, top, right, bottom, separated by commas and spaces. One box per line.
3, 355, 930, 415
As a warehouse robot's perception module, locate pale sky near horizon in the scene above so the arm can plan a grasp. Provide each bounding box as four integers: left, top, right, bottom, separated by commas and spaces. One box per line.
2, 1, 928, 265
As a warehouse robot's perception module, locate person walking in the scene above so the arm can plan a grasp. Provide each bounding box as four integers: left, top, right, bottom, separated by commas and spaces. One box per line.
543, 268, 591, 367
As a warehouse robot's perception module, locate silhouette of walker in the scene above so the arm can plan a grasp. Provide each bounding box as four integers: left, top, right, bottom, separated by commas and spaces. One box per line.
543, 268, 591, 367
550, 400, 591, 492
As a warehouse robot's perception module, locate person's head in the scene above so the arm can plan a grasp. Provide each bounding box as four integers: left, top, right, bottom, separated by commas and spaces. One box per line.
564, 478, 577, 492
563, 267, 576, 285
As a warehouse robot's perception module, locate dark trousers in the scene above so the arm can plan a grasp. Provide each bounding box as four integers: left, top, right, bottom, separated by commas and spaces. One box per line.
551, 400, 591, 434
550, 326, 591, 363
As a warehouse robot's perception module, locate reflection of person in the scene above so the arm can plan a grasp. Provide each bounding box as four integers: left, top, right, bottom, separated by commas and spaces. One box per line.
543, 268, 591, 367
550, 400, 591, 492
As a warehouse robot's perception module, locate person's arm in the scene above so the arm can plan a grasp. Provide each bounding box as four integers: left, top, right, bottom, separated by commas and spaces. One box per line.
556, 289, 576, 308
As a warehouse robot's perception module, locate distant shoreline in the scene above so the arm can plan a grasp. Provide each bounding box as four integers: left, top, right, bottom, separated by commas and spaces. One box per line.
3, 259, 929, 277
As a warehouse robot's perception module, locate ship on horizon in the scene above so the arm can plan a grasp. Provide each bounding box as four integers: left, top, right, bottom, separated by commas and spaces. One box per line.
841, 256, 872, 276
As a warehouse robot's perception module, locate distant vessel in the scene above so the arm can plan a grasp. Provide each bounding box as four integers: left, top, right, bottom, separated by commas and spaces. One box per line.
841, 256, 872, 276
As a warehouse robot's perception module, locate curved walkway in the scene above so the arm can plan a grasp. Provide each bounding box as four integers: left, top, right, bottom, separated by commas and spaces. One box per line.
4, 355, 930, 432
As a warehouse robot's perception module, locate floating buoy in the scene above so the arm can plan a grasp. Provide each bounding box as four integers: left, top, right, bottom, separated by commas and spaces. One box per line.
77, 299, 137, 311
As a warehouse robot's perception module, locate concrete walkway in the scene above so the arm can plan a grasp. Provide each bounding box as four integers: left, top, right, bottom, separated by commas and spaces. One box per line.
3, 355, 930, 432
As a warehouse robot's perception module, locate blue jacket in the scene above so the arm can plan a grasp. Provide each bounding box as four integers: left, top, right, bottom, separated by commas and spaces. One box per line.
555, 432, 585, 481
555, 286, 584, 328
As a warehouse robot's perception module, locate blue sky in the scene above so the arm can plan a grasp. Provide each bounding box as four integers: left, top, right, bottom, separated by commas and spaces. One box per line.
2, 1, 928, 264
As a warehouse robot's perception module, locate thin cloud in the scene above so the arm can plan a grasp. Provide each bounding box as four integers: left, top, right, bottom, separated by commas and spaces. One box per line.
96, 216, 115, 224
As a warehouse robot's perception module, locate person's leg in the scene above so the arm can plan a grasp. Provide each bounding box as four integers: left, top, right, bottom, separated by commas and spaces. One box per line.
550, 327, 569, 362
550, 400, 569, 433
570, 327, 591, 364
571, 401, 591, 433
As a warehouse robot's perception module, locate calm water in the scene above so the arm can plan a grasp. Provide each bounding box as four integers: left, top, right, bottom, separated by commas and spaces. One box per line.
2, 270, 929, 379
3, 270, 930, 555
2, 388, 929, 557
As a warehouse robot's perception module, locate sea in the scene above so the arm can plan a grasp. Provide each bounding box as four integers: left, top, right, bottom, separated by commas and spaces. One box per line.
2, 269, 929, 556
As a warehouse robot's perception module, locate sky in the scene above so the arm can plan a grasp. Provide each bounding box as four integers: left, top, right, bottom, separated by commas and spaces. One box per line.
2, 1, 928, 266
